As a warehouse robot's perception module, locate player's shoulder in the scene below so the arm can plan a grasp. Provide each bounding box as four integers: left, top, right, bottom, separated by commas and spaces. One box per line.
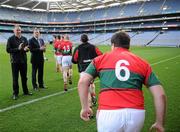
94, 51, 109, 61
129, 51, 150, 67
84, 43, 96, 49
60, 40, 65, 45
88, 43, 96, 48
64, 40, 71, 45
88, 42, 94, 46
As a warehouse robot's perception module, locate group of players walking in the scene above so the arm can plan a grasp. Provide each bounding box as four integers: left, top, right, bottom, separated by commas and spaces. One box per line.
53, 34, 73, 91
53, 34, 102, 107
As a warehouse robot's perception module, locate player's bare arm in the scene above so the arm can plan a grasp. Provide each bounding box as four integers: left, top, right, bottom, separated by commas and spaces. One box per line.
149, 85, 167, 132
78, 72, 94, 121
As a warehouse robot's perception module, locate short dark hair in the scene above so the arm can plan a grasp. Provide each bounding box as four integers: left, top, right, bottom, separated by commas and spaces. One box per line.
57, 35, 61, 40
33, 28, 39, 33
53, 35, 56, 38
111, 31, 130, 49
81, 34, 89, 43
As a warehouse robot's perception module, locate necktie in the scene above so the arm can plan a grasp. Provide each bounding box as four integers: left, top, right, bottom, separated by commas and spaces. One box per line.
38, 39, 41, 47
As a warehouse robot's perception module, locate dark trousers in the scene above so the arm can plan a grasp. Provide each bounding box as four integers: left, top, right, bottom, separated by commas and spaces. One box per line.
32, 62, 44, 88
11, 63, 29, 95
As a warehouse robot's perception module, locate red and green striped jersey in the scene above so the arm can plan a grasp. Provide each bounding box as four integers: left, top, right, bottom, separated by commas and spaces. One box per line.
59, 40, 72, 55
54, 40, 62, 55
85, 47, 161, 110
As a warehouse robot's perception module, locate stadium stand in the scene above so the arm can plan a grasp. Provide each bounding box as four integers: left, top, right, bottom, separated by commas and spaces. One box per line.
149, 31, 180, 47
0, 0, 180, 22
0, 0, 180, 47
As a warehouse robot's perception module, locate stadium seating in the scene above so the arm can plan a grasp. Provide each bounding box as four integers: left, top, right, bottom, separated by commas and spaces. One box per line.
149, 31, 180, 47
141, 0, 163, 15
1, 0, 180, 22
0, 33, 11, 43
130, 31, 159, 46
123, 2, 142, 17
128, 31, 179, 47
0, 7, 47, 23
162, 0, 180, 14
0, 0, 180, 47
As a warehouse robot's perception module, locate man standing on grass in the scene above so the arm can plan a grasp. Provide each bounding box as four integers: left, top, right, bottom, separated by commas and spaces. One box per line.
78, 31, 166, 132
29, 28, 46, 90
6, 25, 32, 100
72, 34, 102, 107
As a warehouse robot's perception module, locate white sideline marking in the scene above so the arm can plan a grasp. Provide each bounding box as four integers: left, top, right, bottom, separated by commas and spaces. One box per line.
151, 54, 180, 66
0, 54, 180, 113
0, 87, 77, 113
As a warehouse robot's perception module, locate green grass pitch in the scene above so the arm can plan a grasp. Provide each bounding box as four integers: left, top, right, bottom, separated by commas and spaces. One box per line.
0, 44, 180, 132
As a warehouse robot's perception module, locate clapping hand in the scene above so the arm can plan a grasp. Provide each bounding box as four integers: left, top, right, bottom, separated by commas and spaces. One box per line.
18, 43, 24, 50
40, 46, 46, 51
24, 46, 29, 51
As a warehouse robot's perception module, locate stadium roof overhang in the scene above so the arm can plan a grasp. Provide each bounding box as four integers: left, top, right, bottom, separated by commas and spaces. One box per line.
0, 0, 148, 12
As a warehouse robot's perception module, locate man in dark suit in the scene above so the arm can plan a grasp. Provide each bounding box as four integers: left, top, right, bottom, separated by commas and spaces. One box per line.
6, 25, 32, 100
29, 28, 46, 90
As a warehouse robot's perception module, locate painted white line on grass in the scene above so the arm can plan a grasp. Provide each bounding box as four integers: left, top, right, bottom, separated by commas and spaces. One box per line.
0, 80, 98, 113
151, 54, 180, 66
0, 87, 77, 113
0, 54, 180, 113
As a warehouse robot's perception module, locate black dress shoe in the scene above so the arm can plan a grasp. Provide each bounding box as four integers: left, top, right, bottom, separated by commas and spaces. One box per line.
24, 92, 33, 96
12, 94, 18, 100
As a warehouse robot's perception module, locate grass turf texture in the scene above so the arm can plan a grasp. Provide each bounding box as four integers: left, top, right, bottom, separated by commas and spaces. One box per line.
0, 44, 180, 132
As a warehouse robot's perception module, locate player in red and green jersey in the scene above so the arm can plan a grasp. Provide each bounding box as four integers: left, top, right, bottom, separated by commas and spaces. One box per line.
59, 34, 73, 91
54, 35, 63, 73
53, 35, 59, 72
78, 31, 166, 132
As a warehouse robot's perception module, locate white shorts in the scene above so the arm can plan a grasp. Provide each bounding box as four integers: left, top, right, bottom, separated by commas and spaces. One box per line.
62, 55, 72, 68
56, 55, 62, 64
96, 108, 145, 132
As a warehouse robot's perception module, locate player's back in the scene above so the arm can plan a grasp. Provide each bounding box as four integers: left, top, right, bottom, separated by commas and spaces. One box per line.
87, 47, 160, 110
79, 43, 98, 63
60, 40, 72, 55
96, 48, 149, 79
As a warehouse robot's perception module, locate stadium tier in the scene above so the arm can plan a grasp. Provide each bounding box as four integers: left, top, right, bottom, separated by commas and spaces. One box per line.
0, 0, 180, 47
0, 0, 180, 22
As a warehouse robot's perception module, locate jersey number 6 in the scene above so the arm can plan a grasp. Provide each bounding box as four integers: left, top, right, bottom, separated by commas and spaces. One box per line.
115, 60, 130, 81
